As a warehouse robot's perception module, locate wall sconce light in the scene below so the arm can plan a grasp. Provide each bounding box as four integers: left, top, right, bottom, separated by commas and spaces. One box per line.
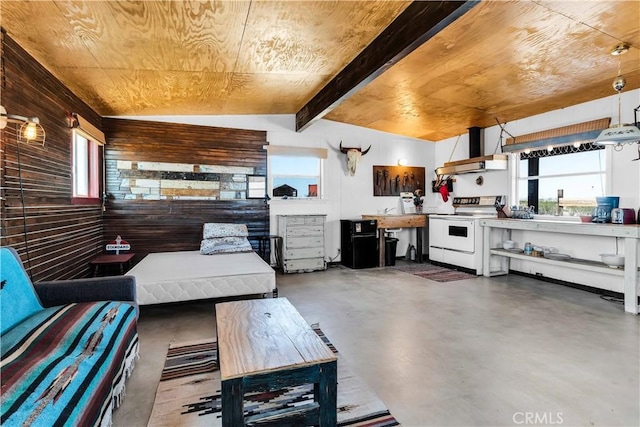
398, 158, 408, 166
0, 105, 46, 147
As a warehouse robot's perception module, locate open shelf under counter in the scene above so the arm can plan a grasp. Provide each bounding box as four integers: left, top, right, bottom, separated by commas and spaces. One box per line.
480, 218, 640, 315
489, 248, 628, 276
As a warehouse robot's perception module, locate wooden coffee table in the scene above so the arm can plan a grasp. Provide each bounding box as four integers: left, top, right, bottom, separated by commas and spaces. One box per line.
216, 298, 337, 426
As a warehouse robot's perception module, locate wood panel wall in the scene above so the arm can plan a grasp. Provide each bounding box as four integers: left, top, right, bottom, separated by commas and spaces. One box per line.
1, 30, 270, 279
102, 118, 269, 260
1, 30, 104, 281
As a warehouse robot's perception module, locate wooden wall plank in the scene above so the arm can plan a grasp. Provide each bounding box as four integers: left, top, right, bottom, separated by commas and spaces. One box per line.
2, 31, 272, 278
1, 31, 104, 281
102, 118, 269, 260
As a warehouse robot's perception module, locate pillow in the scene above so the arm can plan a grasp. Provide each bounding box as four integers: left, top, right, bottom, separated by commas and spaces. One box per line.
201, 236, 248, 247
203, 223, 249, 239
200, 238, 253, 255
1, 247, 44, 334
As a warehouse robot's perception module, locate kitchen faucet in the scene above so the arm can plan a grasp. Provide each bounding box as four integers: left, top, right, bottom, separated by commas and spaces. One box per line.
384, 207, 396, 214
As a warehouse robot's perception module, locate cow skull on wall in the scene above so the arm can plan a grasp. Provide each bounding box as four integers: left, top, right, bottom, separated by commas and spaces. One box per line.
339, 141, 371, 176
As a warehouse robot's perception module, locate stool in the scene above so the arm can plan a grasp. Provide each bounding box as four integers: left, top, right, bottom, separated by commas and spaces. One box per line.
89, 253, 135, 277
256, 235, 282, 265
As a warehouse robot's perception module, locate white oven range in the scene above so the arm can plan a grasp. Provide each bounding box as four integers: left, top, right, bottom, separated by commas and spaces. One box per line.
429, 196, 506, 275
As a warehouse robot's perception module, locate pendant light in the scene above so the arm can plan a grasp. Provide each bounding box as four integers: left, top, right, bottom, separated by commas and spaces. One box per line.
594, 43, 640, 147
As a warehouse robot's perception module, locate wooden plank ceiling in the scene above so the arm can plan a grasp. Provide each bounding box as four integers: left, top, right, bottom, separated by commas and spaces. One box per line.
1, 1, 639, 142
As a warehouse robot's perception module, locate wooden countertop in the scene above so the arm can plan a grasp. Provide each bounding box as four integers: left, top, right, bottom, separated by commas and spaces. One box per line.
362, 214, 427, 228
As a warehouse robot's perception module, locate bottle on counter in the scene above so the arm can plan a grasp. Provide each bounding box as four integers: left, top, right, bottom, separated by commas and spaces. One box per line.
524, 242, 532, 255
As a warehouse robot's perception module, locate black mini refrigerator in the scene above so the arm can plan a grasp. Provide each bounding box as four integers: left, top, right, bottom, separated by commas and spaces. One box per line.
340, 219, 378, 269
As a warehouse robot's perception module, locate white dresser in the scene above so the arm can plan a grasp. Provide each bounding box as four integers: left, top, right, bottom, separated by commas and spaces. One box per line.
277, 215, 326, 273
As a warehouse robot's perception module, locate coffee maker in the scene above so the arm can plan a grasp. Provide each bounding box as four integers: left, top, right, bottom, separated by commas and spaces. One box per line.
593, 196, 620, 223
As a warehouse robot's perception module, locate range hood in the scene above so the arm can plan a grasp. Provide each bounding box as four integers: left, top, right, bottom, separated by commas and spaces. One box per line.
435, 126, 508, 175
436, 154, 508, 175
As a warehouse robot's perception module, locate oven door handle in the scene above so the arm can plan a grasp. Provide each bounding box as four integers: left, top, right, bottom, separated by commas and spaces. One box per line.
428, 245, 474, 255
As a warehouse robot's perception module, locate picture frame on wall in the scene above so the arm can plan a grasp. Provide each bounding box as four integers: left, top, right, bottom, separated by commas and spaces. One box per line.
372, 165, 425, 196
247, 175, 267, 199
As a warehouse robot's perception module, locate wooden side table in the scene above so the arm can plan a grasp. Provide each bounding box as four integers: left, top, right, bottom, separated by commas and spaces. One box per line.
216, 298, 337, 426
89, 253, 135, 277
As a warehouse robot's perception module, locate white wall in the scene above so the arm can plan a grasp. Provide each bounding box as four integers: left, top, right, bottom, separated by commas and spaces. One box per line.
116, 114, 435, 261
432, 89, 640, 289
119, 89, 639, 269
433, 89, 640, 209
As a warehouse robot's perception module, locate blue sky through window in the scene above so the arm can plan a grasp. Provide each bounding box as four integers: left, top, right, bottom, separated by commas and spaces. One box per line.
271, 155, 320, 198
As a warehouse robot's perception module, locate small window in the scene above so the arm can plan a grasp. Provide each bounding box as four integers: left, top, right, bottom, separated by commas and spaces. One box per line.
517, 145, 606, 216
72, 129, 101, 203
266, 146, 327, 199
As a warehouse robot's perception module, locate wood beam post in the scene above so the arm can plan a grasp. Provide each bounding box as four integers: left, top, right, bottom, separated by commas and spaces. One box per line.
295, 1, 480, 132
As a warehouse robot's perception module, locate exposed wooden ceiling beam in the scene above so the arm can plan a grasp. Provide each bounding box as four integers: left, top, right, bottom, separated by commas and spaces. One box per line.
295, 1, 480, 133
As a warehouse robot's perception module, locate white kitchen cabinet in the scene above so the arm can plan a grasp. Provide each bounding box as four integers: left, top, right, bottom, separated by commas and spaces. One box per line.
278, 215, 326, 273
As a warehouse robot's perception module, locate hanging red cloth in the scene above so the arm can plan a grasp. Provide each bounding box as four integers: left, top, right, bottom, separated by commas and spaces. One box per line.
439, 184, 449, 202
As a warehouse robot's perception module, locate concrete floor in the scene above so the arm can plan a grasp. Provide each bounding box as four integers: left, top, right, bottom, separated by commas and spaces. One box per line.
113, 263, 640, 426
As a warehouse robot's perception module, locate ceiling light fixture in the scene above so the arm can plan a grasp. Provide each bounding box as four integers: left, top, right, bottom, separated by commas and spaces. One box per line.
594, 43, 640, 147
0, 105, 46, 147
610, 43, 630, 56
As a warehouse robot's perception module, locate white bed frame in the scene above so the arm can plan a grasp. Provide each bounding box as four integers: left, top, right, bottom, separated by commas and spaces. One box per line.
127, 251, 277, 305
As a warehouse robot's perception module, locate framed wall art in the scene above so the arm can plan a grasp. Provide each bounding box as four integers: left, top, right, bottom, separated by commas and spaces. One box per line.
372, 165, 425, 196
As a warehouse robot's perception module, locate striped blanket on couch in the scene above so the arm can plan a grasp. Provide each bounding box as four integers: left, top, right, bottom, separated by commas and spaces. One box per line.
1, 247, 139, 427
1, 302, 138, 427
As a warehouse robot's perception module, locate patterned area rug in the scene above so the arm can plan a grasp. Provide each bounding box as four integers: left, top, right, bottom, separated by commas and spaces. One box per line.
392, 263, 478, 282
147, 325, 400, 426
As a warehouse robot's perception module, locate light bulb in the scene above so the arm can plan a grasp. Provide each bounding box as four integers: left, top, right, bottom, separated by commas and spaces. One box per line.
23, 122, 38, 140
0, 106, 7, 130
397, 158, 408, 166
523, 148, 531, 154
573, 141, 581, 148
547, 145, 554, 152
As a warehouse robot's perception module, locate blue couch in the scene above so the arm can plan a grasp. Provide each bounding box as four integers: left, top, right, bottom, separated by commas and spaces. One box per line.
1, 247, 139, 426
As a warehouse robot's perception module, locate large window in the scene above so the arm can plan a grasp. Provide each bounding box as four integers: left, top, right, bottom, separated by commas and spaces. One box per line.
267, 146, 327, 199
517, 145, 606, 216
72, 129, 101, 202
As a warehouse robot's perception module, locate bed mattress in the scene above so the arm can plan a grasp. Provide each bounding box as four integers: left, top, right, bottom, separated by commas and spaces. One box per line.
128, 251, 276, 305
